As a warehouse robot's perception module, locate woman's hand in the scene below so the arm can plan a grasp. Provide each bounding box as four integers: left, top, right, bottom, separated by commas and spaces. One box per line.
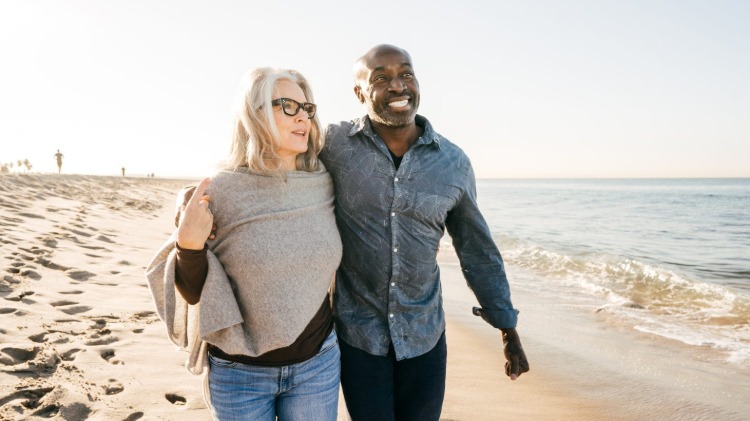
176, 178, 214, 250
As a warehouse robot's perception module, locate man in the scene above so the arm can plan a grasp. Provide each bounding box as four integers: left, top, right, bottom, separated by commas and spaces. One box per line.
54, 149, 63, 174
319, 44, 529, 421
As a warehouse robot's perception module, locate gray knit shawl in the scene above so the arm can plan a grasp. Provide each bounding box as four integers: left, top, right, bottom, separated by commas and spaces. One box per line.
146, 166, 342, 375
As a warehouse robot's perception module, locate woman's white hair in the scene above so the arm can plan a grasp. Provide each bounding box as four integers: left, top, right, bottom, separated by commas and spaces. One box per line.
224, 67, 323, 176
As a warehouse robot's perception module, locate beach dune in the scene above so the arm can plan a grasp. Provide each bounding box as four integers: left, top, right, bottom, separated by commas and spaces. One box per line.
1, 174, 748, 420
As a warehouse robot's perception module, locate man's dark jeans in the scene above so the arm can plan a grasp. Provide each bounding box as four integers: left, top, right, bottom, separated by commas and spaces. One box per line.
339, 332, 447, 421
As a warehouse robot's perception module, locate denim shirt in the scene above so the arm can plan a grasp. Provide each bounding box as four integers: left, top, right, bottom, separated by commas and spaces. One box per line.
320, 115, 518, 360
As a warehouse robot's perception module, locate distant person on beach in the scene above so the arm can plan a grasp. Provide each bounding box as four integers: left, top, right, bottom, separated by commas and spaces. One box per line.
121, 167, 126, 177
319, 44, 530, 420
54, 150, 63, 174
146, 68, 342, 420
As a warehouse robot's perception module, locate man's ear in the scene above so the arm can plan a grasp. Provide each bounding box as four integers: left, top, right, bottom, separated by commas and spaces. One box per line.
353, 85, 365, 104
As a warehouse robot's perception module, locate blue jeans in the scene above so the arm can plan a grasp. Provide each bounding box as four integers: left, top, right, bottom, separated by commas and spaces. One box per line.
206, 329, 340, 421
339, 331, 447, 421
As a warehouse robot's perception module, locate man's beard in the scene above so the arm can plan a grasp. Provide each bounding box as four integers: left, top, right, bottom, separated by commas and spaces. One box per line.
368, 93, 420, 127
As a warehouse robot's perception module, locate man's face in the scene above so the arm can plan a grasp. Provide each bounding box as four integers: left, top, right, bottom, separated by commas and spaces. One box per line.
356, 49, 420, 127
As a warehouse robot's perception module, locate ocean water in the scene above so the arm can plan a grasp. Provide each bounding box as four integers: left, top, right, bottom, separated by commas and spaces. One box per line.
476, 178, 750, 365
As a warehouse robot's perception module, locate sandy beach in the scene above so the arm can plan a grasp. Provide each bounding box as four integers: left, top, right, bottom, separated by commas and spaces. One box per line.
1, 174, 748, 420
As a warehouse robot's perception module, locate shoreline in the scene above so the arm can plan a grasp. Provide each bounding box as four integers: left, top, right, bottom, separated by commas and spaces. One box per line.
439, 251, 750, 420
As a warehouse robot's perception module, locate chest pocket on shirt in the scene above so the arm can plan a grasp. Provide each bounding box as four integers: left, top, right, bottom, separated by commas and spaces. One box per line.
410, 191, 458, 227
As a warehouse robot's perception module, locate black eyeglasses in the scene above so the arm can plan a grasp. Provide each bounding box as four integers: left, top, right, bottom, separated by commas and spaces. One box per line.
271, 98, 316, 119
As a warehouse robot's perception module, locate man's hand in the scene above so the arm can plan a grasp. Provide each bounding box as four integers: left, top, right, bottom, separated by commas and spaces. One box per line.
500, 327, 529, 380
175, 178, 214, 250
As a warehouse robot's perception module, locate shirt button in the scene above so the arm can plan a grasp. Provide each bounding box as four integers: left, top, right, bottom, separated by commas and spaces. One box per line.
393, 248, 398, 253
391, 212, 395, 217
391, 282, 395, 286
389, 313, 394, 318
394, 177, 399, 182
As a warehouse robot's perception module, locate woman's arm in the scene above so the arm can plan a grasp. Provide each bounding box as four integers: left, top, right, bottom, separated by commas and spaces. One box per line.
173, 178, 214, 304
175, 244, 208, 304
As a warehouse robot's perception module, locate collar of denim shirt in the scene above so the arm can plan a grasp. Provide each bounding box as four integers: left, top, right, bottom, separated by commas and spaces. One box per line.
347, 114, 443, 150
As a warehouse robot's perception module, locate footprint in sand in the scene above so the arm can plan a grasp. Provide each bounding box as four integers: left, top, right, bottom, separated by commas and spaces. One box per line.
93, 282, 118, 287
28, 332, 47, 343
7, 260, 41, 279
165, 393, 187, 406
19, 247, 47, 256
19, 255, 35, 262
35, 257, 69, 271
123, 412, 144, 421
68, 228, 93, 238
3, 216, 23, 225
60, 306, 93, 316
59, 290, 83, 295
104, 380, 124, 395
51, 335, 70, 345
96, 235, 115, 243
49, 300, 88, 315
20, 269, 42, 280
100, 349, 123, 365
78, 244, 109, 251
5, 290, 34, 302
65, 269, 96, 282
85, 333, 118, 346
3, 274, 21, 284
0, 307, 17, 315
60, 348, 82, 361
61, 234, 82, 244
0, 346, 40, 366
53, 318, 79, 324
50, 300, 78, 307
39, 236, 58, 248
18, 212, 44, 219
100, 349, 115, 361
89, 318, 108, 329
32, 404, 62, 418
0, 387, 54, 413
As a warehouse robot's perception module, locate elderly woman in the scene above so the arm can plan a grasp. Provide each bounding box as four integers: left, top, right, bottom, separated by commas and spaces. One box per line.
146, 67, 342, 421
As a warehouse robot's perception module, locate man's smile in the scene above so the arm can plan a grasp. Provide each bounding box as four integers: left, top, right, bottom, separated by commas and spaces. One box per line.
387, 98, 410, 110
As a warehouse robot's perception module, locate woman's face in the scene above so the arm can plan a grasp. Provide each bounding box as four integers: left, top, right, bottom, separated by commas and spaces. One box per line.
272, 79, 312, 170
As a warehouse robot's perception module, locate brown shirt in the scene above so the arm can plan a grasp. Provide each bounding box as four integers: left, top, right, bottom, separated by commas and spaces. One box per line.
174, 243, 333, 366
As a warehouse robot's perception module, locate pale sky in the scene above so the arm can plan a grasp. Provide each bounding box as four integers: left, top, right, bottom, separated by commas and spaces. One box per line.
1, 0, 749, 178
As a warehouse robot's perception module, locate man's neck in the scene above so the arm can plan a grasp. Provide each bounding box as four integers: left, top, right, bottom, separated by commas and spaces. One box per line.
370, 119, 423, 157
